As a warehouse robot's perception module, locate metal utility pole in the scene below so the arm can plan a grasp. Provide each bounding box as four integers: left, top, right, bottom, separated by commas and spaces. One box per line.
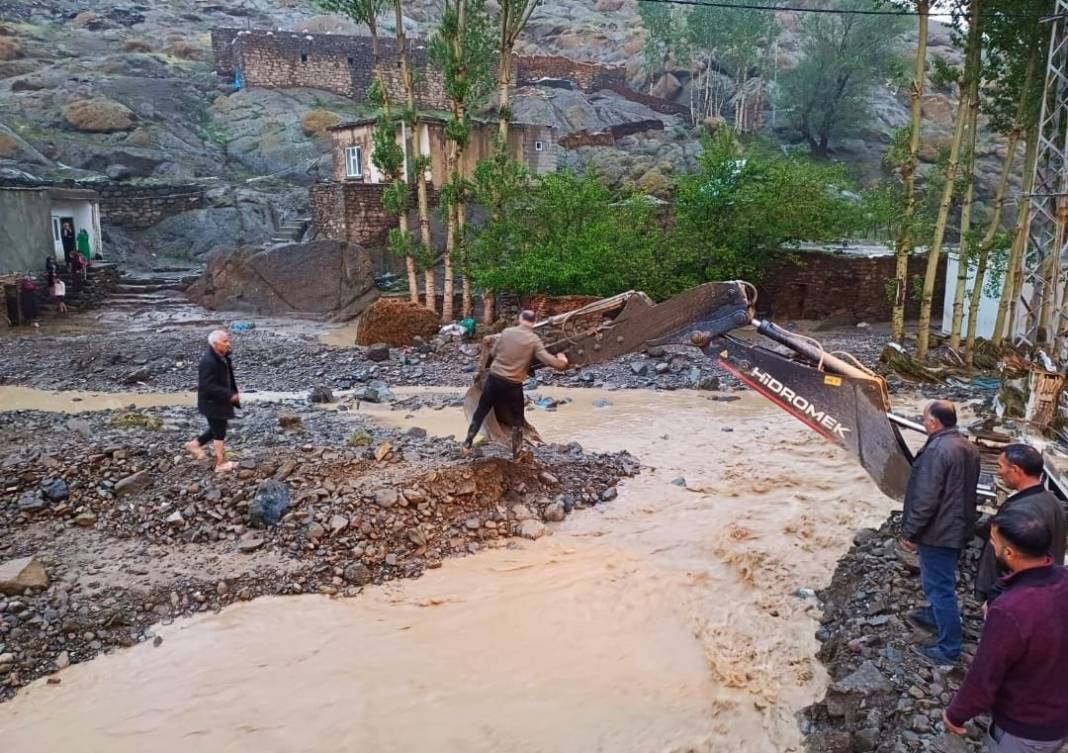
1020, 0, 1068, 357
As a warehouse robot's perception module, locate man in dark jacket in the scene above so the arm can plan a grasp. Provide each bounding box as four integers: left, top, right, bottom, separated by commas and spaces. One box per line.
975, 444, 1067, 605
900, 400, 981, 665
942, 506, 1068, 752
185, 329, 240, 473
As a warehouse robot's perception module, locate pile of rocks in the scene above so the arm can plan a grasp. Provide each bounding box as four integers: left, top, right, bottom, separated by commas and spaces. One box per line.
803, 514, 987, 753
0, 404, 636, 699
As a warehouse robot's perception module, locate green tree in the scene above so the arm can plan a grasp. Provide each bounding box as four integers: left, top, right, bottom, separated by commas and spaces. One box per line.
779, 0, 908, 157
915, 0, 983, 361
670, 132, 859, 284
637, 2, 677, 92
429, 0, 494, 321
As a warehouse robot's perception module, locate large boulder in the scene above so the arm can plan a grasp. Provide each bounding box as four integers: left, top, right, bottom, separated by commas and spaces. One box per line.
356, 298, 441, 346
189, 240, 379, 318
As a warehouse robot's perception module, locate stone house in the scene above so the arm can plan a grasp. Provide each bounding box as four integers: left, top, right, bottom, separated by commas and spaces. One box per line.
0, 185, 103, 273
311, 118, 555, 251
327, 116, 557, 186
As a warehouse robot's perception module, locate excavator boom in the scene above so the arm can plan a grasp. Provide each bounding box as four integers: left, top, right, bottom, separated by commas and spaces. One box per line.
466, 282, 914, 500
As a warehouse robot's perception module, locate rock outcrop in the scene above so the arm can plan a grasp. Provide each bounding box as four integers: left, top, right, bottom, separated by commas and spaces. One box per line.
189, 239, 378, 319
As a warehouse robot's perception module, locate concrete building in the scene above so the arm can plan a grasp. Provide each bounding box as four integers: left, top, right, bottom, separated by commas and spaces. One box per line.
0, 185, 102, 274
328, 116, 557, 186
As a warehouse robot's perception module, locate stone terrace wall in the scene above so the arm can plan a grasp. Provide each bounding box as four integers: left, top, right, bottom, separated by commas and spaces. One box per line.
97, 184, 206, 229
515, 55, 627, 92
758, 250, 947, 322
216, 29, 447, 110
312, 182, 441, 249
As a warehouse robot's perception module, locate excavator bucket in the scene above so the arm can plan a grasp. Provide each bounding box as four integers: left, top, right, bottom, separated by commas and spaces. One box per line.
709, 335, 914, 501
463, 282, 753, 450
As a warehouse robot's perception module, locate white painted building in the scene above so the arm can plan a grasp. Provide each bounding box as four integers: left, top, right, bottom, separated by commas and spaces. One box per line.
0, 186, 103, 273
942, 252, 1029, 340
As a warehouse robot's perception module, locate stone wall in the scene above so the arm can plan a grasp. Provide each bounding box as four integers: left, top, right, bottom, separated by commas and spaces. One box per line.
515, 55, 627, 92
603, 83, 691, 118
558, 120, 665, 150
97, 184, 206, 229
312, 182, 442, 249
215, 29, 447, 110
758, 250, 947, 323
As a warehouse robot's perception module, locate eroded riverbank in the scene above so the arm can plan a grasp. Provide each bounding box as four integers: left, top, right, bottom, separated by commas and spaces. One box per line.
0, 388, 896, 752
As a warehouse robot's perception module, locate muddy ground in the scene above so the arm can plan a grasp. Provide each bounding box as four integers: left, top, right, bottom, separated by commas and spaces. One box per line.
0, 401, 634, 700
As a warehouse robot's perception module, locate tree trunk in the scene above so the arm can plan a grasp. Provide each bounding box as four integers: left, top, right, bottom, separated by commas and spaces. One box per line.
443, 199, 456, 322
949, 39, 982, 350
458, 200, 471, 318
497, 39, 513, 142
993, 126, 1039, 346
891, 1, 929, 345
405, 254, 419, 303
482, 295, 495, 324
965, 127, 1020, 366
916, 0, 979, 361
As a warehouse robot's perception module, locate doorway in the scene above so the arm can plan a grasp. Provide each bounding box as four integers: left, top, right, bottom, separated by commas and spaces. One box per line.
57, 216, 75, 262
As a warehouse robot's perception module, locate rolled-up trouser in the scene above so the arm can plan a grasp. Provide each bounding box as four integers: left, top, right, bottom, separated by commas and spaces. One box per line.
471, 373, 525, 429
197, 418, 228, 445
986, 725, 1068, 753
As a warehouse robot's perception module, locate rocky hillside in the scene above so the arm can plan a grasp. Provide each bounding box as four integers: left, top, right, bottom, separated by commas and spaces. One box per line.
0, 0, 1008, 266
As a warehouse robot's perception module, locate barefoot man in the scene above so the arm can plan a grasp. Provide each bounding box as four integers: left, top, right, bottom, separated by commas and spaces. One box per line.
185, 329, 240, 473
462, 310, 568, 460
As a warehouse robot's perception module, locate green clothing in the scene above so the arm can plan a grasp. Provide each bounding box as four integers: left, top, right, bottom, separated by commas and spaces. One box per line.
76, 229, 91, 260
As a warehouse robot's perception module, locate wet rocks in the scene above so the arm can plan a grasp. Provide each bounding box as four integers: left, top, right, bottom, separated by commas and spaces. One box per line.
114, 471, 153, 497
825, 661, 890, 718
39, 478, 69, 502
354, 380, 394, 403
343, 563, 372, 586
519, 520, 548, 540
374, 488, 399, 508
17, 492, 47, 513
249, 480, 290, 528
543, 502, 566, 522
366, 343, 391, 362
308, 386, 335, 404
0, 556, 49, 595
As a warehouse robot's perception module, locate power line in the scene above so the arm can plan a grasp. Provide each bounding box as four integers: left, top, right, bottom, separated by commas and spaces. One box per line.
636, 0, 1061, 20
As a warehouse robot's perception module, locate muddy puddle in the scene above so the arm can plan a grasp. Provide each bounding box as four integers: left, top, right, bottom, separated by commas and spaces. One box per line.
0, 389, 898, 752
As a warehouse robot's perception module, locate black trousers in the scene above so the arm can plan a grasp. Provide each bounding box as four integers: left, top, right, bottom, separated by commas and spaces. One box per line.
197, 418, 228, 445
471, 374, 525, 429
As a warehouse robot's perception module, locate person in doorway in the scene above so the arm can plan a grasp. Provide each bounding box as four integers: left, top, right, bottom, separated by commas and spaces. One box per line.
900, 400, 981, 666
942, 507, 1068, 752
185, 329, 240, 473
60, 221, 76, 268
462, 310, 568, 460
975, 444, 1066, 605
76, 228, 92, 263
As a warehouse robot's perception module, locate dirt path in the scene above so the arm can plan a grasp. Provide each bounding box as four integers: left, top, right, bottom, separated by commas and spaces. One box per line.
0, 390, 898, 753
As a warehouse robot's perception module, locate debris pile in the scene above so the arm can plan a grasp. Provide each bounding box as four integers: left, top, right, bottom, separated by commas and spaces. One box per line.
803, 514, 987, 753
356, 298, 442, 347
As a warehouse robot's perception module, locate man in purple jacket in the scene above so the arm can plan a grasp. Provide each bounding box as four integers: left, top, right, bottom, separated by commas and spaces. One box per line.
942, 506, 1068, 752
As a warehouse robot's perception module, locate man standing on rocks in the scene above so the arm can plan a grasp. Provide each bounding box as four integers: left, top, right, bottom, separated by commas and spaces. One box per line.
975, 444, 1066, 606
943, 507, 1068, 752
900, 400, 980, 666
462, 310, 568, 460
185, 329, 240, 473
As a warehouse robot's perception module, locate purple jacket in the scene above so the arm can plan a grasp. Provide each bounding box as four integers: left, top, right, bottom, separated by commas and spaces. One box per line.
946, 564, 1068, 741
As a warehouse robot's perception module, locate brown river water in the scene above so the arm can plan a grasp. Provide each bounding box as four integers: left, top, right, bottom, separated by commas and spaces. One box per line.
0, 387, 898, 753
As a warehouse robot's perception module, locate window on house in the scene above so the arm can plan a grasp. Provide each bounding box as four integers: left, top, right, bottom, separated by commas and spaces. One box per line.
300, 52, 308, 63
535, 140, 545, 152
345, 146, 363, 178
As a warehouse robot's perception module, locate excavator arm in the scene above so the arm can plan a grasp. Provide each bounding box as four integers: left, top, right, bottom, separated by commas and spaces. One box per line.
466, 281, 915, 500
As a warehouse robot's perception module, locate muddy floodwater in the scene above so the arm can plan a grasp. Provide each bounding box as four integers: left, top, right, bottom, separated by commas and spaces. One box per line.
0, 388, 897, 753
